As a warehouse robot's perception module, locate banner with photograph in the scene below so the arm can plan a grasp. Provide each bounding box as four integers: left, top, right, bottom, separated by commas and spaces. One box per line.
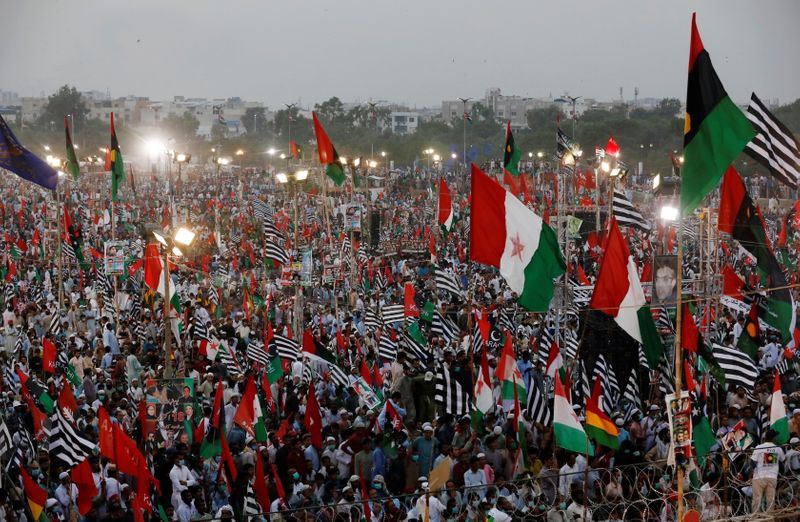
104, 240, 127, 275
145, 378, 197, 447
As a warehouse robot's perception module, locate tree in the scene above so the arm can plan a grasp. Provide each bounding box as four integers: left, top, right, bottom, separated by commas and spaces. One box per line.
242, 107, 268, 135
38, 85, 89, 131
654, 98, 682, 118
526, 106, 563, 134
161, 111, 200, 143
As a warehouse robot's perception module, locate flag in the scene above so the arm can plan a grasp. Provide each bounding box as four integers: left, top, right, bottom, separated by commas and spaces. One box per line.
404, 282, 419, 317
503, 121, 522, 176
737, 297, 763, 361
719, 168, 795, 343
495, 335, 526, 411
438, 178, 454, 232
770, 370, 789, 444
605, 136, 620, 157
304, 384, 323, 448
234, 377, 267, 441
590, 218, 662, 369
745, 92, 800, 189
72, 458, 99, 515
290, 140, 302, 160
42, 338, 56, 373
0, 114, 58, 190
553, 373, 593, 455
21, 467, 47, 521
712, 343, 759, 390
545, 341, 563, 379
434, 363, 470, 417
312, 112, 345, 186
253, 442, 271, 512
681, 13, 755, 214
690, 382, 716, 459
64, 116, 80, 179
474, 344, 493, 414
470, 164, 565, 311
585, 379, 619, 449
104, 112, 126, 202
612, 189, 650, 231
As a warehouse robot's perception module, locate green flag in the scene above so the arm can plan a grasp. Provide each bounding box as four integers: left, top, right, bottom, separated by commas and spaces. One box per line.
64, 116, 80, 180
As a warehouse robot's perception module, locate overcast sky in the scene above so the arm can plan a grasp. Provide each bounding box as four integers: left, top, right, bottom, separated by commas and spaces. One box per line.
4, 0, 799, 108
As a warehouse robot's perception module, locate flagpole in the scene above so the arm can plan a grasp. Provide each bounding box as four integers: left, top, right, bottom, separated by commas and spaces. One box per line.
57, 184, 63, 310
674, 217, 685, 521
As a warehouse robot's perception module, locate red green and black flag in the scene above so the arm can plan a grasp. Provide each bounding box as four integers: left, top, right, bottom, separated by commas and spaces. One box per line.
312, 112, 345, 186
104, 112, 125, 201
503, 121, 522, 177
64, 116, 80, 179
290, 140, 302, 159
737, 296, 764, 361
681, 13, 755, 214
719, 168, 795, 343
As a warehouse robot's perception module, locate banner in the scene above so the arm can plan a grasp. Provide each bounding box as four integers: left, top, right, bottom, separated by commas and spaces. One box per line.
145, 378, 197, 447
345, 205, 362, 231
349, 376, 383, 412
104, 240, 127, 275
665, 391, 692, 461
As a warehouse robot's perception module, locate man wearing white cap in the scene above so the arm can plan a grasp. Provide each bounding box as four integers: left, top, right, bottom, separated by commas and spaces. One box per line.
54, 471, 78, 512
414, 486, 446, 522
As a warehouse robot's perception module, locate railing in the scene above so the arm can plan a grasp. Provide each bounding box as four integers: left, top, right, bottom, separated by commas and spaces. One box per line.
201, 443, 800, 520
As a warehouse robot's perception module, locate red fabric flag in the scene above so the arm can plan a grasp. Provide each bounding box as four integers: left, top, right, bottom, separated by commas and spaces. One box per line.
681, 303, 699, 353
220, 429, 238, 485
71, 458, 98, 516
605, 136, 620, 157
233, 377, 258, 437
21, 467, 47, 521
304, 384, 323, 448
42, 338, 56, 373
683, 359, 696, 392
143, 243, 162, 292
253, 451, 271, 512
211, 380, 224, 429
576, 263, 591, 285
270, 463, 287, 503
58, 381, 78, 418
404, 282, 419, 317
503, 169, 518, 194
373, 363, 384, 388
5, 260, 16, 282
97, 407, 116, 460
360, 360, 372, 386
24, 393, 47, 441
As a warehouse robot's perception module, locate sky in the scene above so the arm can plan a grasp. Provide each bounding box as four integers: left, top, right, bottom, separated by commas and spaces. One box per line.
3, 0, 799, 108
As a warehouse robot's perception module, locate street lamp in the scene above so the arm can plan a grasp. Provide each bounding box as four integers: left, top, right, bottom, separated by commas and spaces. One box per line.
368, 160, 378, 169
153, 226, 196, 378
275, 169, 309, 335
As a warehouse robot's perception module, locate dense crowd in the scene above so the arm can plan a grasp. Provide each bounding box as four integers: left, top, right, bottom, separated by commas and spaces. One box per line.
0, 155, 798, 522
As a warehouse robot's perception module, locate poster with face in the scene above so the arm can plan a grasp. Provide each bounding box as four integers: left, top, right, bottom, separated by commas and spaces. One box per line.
653, 255, 678, 306
145, 378, 196, 447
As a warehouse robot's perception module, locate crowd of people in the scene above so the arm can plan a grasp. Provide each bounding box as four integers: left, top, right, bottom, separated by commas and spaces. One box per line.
0, 152, 798, 522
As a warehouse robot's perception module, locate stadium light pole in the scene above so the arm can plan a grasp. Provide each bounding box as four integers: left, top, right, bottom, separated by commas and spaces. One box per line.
276, 169, 310, 336
458, 97, 471, 173
153, 226, 196, 378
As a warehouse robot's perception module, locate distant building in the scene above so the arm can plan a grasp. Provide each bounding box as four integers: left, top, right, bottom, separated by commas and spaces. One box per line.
20, 97, 47, 126
442, 88, 557, 129
0, 90, 19, 105
387, 111, 420, 135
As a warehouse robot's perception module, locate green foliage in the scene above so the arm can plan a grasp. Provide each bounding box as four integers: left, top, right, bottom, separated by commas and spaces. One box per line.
241, 107, 268, 136
37, 85, 90, 131
161, 111, 200, 144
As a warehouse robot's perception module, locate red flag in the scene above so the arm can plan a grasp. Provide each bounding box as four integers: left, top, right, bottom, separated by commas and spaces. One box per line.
143, 244, 162, 292
503, 169, 518, 194
42, 338, 56, 374
576, 263, 591, 285
683, 359, 696, 392
97, 407, 116, 460
58, 381, 78, 418
71, 458, 98, 516
211, 380, 224, 429
605, 136, 620, 157
681, 303, 699, 353
404, 283, 419, 317
304, 384, 323, 448
312, 112, 339, 165
270, 463, 287, 503
233, 377, 258, 437
253, 450, 271, 512
373, 363, 384, 388
31, 228, 40, 247
220, 429, 238, 485
5, 259, 16, 282
360, 360, 372, 386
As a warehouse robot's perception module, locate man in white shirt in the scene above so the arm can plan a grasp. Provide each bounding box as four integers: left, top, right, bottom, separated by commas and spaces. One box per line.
751, 429, 785, 513
414, 487, 446, 522
463, 456, 487, 499
54, 472, 79, 512
170, 456, 197, 512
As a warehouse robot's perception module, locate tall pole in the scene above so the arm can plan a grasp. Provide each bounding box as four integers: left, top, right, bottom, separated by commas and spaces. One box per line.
674, 221, 685, 521
56, 186, 63, 309
163, 245, 173, 378
459, 97, 471, 175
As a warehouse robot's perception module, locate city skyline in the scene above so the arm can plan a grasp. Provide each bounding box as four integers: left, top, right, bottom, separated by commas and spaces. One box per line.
3, 0, 799, 108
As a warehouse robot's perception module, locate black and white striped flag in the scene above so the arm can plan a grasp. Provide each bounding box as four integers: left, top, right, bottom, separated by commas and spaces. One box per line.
246, 341, 270, 366
265, 238, 290, 266
612, 189, 650, 231
378, 333, 398, 362
273, 334, 300, 362
218, 341, 244, 377
435, 267, 464, 298
48, 407, 96, 471
622, 370, 642, 413
243, 483, 262, 516
253, 199, 272, 219
0, 418, 12, 457
712, 343, 759, 390
364, 308, 381, 332
745, 92, 800, 189
381, 305, 405, 325
262, 216, 281, 238
434, 364, 470, 417
526, 381, 552, 425
399, 330, 429, 363
432, 311, 458, 344
592, 355, 619, 413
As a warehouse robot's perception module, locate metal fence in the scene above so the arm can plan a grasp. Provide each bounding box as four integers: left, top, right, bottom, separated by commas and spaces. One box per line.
195, 444, 800, 521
